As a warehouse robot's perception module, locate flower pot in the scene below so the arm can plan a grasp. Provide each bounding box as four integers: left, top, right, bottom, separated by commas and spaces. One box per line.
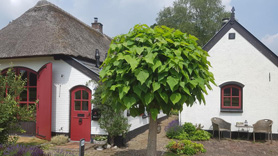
93, 140, 107, 150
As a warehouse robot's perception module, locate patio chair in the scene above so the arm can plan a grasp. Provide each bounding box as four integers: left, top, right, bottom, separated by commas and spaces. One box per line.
253, 119, 273, 143
211, 117, 231, 140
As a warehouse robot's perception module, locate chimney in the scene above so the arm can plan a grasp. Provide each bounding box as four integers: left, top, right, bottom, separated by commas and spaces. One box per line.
95, 49, 100, 68
91, 17, 103, 34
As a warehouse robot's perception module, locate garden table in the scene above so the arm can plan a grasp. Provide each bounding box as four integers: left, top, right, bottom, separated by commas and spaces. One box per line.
235, 124, 253, 140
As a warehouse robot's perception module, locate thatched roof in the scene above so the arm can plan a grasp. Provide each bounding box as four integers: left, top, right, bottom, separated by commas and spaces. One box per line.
0, 0, 111, 62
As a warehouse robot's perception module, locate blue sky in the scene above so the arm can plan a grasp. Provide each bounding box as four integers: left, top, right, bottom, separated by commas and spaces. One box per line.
0, 0, 277, 55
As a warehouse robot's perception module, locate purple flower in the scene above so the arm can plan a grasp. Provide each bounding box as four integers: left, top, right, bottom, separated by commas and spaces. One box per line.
165, 119, 179, 132
1, 144, 45, 156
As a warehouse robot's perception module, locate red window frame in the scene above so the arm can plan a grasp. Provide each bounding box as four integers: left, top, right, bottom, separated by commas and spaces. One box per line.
221, 84, 242, 110
2, 67, 37, 109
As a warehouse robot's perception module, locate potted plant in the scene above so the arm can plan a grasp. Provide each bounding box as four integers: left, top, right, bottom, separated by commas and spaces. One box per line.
93, 135, 107, 150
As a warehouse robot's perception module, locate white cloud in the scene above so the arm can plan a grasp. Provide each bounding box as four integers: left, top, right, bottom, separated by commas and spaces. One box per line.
262, 33, 278, 55
221, 0, 232, 11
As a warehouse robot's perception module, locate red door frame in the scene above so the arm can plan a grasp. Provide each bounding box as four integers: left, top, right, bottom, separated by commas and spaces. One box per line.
70, 86, 92, 141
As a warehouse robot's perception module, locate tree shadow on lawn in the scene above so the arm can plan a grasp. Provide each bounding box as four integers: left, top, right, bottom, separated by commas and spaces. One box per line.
112, 149, 165, 156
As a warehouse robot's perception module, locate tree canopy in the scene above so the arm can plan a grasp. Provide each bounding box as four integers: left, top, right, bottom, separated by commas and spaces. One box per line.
155, 0, 229, 46
100, 24, 215, 120
100, 24, 215, 156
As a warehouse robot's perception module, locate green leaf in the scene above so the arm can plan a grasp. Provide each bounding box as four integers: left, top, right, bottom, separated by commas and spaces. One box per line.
123, 96, 136, 109
144, 93, 154, 105
136, 47, 145, 55
118, 86, 130, 99
167, 76, 179, 92
152, 59, 162, 72
189, 79, 198, 88
144, 52, 157, 65
110, 84, 121, 91
135, 69, 149, 84
110, 44, 117, 51
152, 82, 160, 92
158, 72, 168, 82
188, 44, 195, 50
159, 91, 168, 103
133, 85, 142, 97
170, 93, 181, 104
158, 64, 166, 73
124, 55, 139, 71
150, 108, 159, 121
183, 87, 190, 95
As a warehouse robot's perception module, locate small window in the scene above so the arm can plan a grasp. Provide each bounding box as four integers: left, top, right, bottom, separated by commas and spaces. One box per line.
72, 88, 90, 111
221, 83, 243, 112
229, 33, 235, 39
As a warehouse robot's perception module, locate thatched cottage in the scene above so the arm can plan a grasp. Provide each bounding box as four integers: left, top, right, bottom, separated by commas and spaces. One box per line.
0, 0, 165, 142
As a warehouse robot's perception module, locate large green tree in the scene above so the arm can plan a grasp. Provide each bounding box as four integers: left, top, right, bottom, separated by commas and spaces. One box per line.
155, 0, 229, 46
100, 24, 215, 156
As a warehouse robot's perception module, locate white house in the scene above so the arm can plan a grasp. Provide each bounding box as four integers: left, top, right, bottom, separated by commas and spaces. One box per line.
0, 0, 165, 142
180, 8, 278, 137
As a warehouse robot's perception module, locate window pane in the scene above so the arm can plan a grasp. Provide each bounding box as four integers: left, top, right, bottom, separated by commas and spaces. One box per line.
224, 88, 230, 96
29, 104, 36, 111
29, 73, 37, 86
19, 103, 27, 108
20, 90, 27, 101
232, 97, 239, 106
29, 88, 37, 102
75, 101, 81, 110
75, 90, 81, 99
232, 88, 239, 96
20, 70, 27, 86
82, 101, 88, 111
223, 97, 230, 106
82, 90, 89, 99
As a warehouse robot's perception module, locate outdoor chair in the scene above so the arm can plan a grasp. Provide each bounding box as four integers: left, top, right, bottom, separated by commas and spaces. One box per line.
253, 119, 273, 143
211, 117, 231, 140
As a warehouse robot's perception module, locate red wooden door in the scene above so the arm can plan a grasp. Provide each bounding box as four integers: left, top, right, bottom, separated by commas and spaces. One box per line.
70, 86, 91, 141
36, 63, 52, 140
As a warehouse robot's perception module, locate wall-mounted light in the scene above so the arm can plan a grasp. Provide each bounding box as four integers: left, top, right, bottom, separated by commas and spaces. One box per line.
95, 49, 100, 68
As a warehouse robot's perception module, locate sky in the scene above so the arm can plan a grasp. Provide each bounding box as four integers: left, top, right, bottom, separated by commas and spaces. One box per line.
0, 0, 277, 55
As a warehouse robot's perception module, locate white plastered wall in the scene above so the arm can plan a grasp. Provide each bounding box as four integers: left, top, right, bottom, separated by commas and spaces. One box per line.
0, 57, 166, 135
180, 28, 278, 133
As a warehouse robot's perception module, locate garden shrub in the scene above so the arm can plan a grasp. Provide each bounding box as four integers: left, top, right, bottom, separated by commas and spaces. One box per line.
50, 135, 69, 145
183, 122, 196, 134
166, 140, 206, 155
166, 120, 211, 142
91, 83, 130, 146
0, 144, 44, 156
190, 130, 211, 141
170, 109, 179, 115
0, 68, 35, 144
165, 120, 184, 139
173, 132, 189, 140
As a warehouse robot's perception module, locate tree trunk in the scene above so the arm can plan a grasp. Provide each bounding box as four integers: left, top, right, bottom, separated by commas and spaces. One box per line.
146, 115, 157, 156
